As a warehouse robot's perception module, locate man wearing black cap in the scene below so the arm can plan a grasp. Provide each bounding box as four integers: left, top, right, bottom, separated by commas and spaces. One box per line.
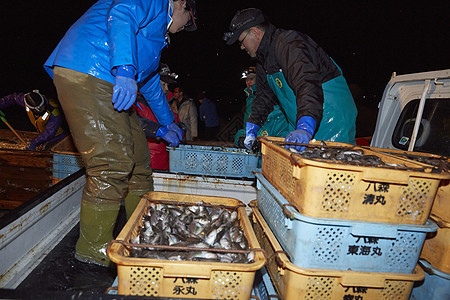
0, 90, 68, 150
224, 8, 357, 151
43, 0, 197, 267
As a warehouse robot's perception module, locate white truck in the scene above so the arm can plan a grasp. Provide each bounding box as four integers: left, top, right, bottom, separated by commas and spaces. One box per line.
371, 69, 450, 156
1, 69, 449, 299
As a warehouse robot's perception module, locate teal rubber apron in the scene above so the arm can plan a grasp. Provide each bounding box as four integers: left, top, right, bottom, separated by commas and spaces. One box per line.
234, 85, 292, 145
258, 105, 292, 137
267, 67, 357, 144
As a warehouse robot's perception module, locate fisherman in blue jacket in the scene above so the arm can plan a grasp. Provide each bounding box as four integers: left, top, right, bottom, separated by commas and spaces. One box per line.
44, 0, 197, 267
198, 92, 219, 140
224, 8, 357, 151
0, 90, 68, 150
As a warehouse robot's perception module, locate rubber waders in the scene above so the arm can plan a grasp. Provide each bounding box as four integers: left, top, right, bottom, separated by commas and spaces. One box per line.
125, 190, 150, 220
75, 200, 120, 267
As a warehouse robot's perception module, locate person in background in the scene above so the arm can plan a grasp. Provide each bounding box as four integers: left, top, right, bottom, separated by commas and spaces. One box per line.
224, 8, 357, 151
198, 91, 219, 141
158, 63, 178, 101
43, 0, 197, 267
134, 63, 181, 170
174, 86, 198, 141
234, 67, 290, 148
0, 90, 68, 150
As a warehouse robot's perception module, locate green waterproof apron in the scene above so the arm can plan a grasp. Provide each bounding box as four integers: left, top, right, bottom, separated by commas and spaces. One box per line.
258, 105, 293, 137
267, 67, 357, 144
234, 85, 292, 146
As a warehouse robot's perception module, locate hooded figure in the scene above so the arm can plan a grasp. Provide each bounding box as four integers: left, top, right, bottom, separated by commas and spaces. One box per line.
43, 0, 197, 267
0, 90, 68, 150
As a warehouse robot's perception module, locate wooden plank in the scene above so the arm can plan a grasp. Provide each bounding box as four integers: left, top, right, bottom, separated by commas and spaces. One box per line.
0, 164, 51, 209
0, 134, 52, 209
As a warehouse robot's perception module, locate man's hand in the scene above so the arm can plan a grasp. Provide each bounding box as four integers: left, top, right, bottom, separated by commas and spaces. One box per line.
285, 116, 316, 151
156, 126, 181, 147
244, 122, 260, 150
165, 122, 184, 140
112, 65, 137, 111
26, 142, 36, 151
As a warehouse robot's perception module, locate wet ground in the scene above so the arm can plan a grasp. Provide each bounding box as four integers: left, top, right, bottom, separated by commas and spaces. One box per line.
1, 205, 216, 299
15, 224, 118, 296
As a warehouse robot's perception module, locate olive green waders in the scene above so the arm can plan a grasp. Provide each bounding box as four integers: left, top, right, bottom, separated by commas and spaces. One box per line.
53, 67, 153, 266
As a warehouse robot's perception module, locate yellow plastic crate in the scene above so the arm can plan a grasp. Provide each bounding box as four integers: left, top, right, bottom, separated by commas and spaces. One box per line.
107, 191, 266, 299
420, 215, 450, 273
432, 184, 450, 221
260, 137, 448, 225
366, 147, 450, 221
250, 201, 425, 300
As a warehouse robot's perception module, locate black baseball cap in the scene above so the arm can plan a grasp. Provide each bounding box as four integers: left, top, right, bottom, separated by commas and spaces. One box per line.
223, 8, 265, 45
184, 0, 197, 31
159, 63, 178, 84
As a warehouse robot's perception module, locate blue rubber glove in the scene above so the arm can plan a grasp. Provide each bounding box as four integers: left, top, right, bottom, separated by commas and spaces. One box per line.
26, 142, 36, 151
156, 126, 180, 147
244, 122, 260, 150
285, 116, 317, 151
112, 65, 137, 111
165, 122, 184, 141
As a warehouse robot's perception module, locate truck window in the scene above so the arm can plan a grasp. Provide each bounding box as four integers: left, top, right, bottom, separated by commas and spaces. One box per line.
391, 98, 450, 156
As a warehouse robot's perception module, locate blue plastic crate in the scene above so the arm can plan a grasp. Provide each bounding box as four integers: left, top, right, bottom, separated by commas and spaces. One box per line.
53, 153, 83, 166
411, 260, 450, 300
52, 153, 83, 179
255, 173, 437, 273
252, 267, 278, 300
169, 145, 259, 178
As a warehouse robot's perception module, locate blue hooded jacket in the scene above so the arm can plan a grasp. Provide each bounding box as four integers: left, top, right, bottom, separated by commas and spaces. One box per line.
44, 0, 174, 125
199, 97, 219, 127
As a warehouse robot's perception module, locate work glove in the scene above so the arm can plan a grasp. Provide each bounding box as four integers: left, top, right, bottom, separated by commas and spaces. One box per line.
0, 110, 6, 123
112, 65, 137, 111
26, 142, 36, 151
244, 122, 260, 150
165, 122, 184, 141
285, 116, 317, 152
156, 126, 181, 147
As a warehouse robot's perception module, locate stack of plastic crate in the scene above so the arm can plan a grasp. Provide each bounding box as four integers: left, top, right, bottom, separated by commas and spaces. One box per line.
251, 137, 450, 300
365, 148, 450, 299
50, 135, 83, 184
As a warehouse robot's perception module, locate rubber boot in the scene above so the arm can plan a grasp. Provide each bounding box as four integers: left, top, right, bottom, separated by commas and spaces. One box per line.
75, 200, 120, 267
125, 190, 151, 220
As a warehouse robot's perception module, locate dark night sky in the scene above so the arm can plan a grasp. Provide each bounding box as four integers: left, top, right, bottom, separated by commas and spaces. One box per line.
1, 0, 449, 135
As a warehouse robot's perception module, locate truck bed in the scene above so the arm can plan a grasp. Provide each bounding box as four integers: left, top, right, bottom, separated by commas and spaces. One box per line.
0, 169, 259, 299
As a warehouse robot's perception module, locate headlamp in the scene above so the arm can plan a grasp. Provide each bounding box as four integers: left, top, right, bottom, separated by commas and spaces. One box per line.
24, 91, 45, 113
223, 32, 234, 41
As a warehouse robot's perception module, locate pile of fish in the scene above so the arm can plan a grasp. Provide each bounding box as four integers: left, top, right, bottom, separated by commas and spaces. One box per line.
396, 153, 450, 173
0, 137, 34, 150
216, 147, 253, 154
129, 202, 254, 263
294, 146, 405, 168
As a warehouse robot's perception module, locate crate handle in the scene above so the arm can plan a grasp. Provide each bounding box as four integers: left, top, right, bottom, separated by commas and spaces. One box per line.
339, 273, 386, 288
350, 223, 398, 239
361, 169, 410, 185
162, 264, 212, 279
289, 154, 303, 179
